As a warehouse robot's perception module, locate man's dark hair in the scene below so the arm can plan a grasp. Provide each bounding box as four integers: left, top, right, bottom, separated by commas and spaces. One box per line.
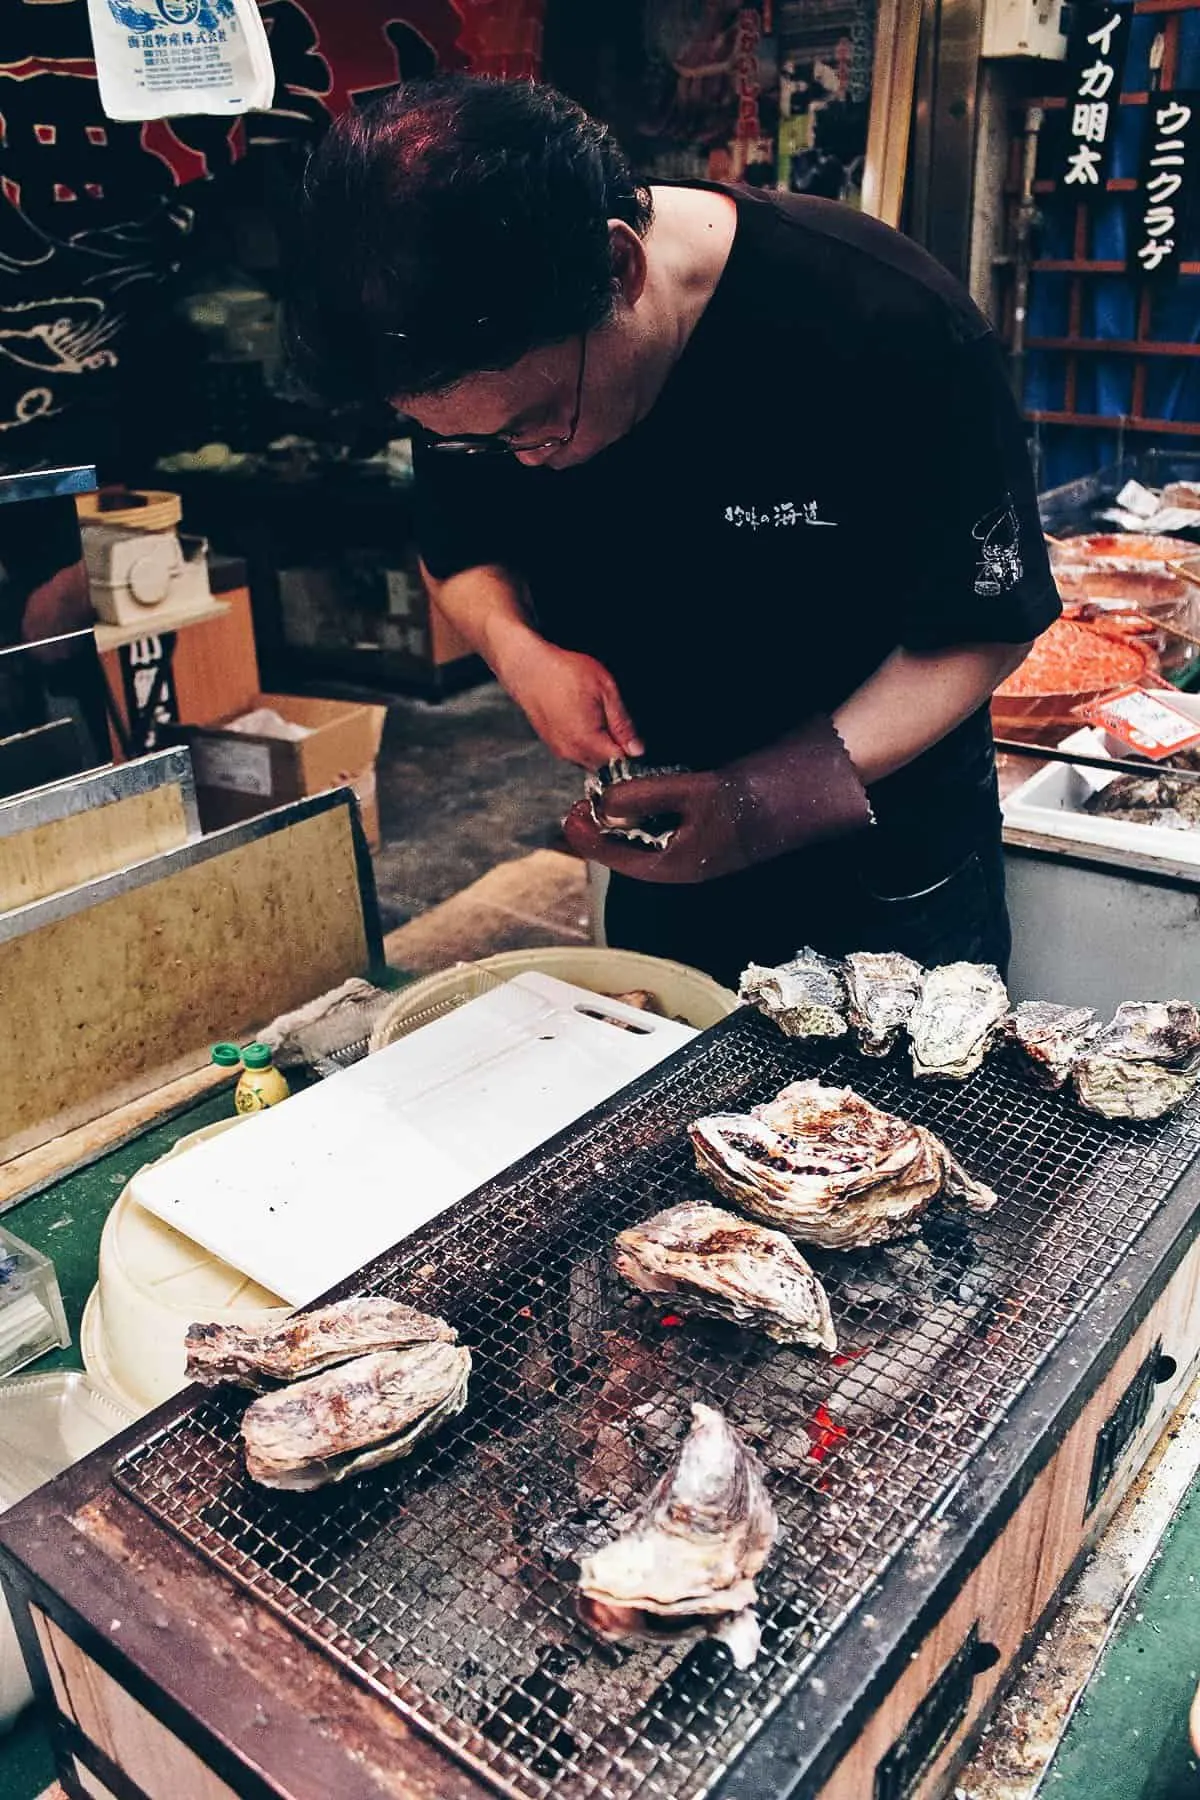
285, 77, 652, 404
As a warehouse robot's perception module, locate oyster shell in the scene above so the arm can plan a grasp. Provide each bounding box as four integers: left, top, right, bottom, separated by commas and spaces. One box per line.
614, 1202, 837, 1351
186, 1297, 456, 1392
739, 946, 847, 1039
1006, 1001, 1099, 1091
1073, 1001, 1200, 1121
585, 758, 688, 850
690, 1080, 996, 1250
240, 1341, 471, 1491
909, 962, 1009, 1080
844, 951, 924, 1057
576, 1402, 777, 1669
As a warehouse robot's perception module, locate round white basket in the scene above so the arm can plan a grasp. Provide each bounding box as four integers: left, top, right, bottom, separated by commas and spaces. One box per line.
369, 946, 737, 1053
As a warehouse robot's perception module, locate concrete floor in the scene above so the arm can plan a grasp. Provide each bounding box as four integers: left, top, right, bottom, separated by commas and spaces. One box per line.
370, 681, 585, 936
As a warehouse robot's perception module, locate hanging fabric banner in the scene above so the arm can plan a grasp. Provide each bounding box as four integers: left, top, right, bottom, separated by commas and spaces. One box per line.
1055, 2, 1132, 196
1129, 90, 1197, 281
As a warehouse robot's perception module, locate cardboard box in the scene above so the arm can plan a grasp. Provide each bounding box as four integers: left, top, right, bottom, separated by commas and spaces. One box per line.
183, 692, 386, 850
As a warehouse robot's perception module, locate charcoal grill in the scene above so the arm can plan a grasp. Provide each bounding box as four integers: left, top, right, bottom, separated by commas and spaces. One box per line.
94, 1009, 1200, 1800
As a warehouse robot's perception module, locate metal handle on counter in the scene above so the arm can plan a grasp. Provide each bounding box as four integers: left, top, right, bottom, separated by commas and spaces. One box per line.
995, 737, 1200, 785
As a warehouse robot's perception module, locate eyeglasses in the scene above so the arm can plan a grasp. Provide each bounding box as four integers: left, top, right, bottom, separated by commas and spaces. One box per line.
421, 334, 588, 456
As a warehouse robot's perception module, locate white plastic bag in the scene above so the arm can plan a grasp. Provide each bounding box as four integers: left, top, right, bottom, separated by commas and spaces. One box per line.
86, 0, 275, 122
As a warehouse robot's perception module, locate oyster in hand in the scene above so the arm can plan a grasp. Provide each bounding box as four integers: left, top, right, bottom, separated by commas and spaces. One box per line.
844, 951, 924, 1057
1073, 1001, 1200, 1121
909, 962, 1009, 1080
585, 758, 688, 850
1007, 1002, 1099, 1091
739, 946, 847, 1039
187, 1297, 456, 1392
614, 1202, 837, 1351
241, 1341, 471, 1491
577, 1402, 777, 1669
691, 1080, 996, 1250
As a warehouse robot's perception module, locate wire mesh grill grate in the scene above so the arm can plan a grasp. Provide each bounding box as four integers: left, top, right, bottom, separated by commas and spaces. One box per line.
114, 1012, 1200, 1800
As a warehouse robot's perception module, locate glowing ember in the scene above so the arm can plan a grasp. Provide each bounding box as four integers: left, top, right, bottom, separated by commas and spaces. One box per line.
809, 1404, 847, 1464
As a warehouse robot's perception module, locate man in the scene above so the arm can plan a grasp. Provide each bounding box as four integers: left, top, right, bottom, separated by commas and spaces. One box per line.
288, 76, 1059, 987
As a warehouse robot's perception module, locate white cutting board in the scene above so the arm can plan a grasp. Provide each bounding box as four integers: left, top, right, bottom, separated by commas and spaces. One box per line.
132, 973, 695, 1305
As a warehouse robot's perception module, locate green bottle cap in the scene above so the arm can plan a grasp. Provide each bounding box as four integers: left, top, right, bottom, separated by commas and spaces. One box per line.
211, 1043, 241, 1068
240, 1043, 274, 1070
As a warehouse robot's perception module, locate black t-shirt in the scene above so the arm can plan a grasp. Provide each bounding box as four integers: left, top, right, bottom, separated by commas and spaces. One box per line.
414, 184, 1059, 865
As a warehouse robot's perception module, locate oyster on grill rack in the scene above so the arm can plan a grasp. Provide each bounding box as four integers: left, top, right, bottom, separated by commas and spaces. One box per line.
1006, 1002, 1099, 1091
186, 1297, 456, 1392
909, 962, 1009, 1080
1073, 1001, 1200, 1121
576, 1402, 777, 1669
240, 1341, 471, 1491
614, 1202, 837, 1351
690, 1081, 997, 1250
739, 947, 847, 1039
844, 951, 925, 1057
584, 757, 688, 850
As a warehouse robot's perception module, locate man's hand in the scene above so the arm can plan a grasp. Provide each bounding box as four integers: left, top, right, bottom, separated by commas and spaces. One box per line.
562, 715, 873, 884
564, 770, 741, 882
494, 631, 644, 766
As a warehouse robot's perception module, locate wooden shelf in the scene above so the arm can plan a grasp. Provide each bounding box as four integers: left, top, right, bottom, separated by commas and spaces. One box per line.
1032, 259, 1200, 274
1033, 178, 1137, 193
1036, 93, 1151, 109
1018, 0, 1199, 447
1026, 411, 1200, 437
1027, 338, 1200, 357
93, 597, 229, 653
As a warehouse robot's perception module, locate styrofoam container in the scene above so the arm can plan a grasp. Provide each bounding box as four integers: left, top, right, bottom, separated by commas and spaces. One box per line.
1002, 693, 1200, 868
0, 1370, 135, 1729
82, 1116, 287, 1415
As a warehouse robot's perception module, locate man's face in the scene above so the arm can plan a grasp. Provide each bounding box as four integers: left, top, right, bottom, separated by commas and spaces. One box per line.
399, 324, 631, 470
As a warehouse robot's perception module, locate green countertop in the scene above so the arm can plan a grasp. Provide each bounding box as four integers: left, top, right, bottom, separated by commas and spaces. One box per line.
0, 1085, 237, 1800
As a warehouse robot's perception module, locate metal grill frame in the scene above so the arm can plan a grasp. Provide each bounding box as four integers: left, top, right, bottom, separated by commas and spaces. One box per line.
112, 1011, 1200, 1800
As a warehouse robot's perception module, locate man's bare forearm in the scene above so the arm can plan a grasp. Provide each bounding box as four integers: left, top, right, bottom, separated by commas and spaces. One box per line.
420, 561, 540, 676
833, 641, 1031, 786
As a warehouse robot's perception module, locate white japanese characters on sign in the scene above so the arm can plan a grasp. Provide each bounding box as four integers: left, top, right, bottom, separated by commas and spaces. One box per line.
1059, 6, 1131, 193
1131, 94, 1196, 279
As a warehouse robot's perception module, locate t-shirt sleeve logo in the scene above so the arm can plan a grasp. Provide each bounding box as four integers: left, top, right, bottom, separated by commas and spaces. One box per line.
972, 496, 1023, 596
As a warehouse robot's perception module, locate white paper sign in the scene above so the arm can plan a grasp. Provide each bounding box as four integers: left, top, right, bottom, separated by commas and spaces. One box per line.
86, 0, 275, 123
191, 736, 273, 797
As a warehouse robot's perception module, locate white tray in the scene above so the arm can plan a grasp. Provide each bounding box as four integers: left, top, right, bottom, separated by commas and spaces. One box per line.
131, 972, 696, 1306
1002, 699, 1200, 869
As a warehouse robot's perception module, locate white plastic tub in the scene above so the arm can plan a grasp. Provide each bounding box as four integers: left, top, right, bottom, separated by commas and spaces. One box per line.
82, 1116, 288, 1415
1002, 692, 1200, 868
0, 1370, 135, 1730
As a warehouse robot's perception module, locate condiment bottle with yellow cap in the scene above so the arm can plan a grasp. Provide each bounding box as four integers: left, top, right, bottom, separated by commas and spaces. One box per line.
234, 1043, 290, 1114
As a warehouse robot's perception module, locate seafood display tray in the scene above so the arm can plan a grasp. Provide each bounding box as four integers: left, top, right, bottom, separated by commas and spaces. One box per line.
111, 1011, 1200, 1800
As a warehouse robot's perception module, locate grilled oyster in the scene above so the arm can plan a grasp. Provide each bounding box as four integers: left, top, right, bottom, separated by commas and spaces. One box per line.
241, 1341, 471, 1491
577, 1402, 777, 1669
585, 758, 688, 850
1007, 1002, 1099, 1091
1073, 1001, 1200, 1121
844, 951, 924, 1057
739, 946, 847, 1039
186, 1297, 456, 1392
909, 962, 1008, 1080
614, 1202, 837, 1351
690, 1081, 996, 1250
